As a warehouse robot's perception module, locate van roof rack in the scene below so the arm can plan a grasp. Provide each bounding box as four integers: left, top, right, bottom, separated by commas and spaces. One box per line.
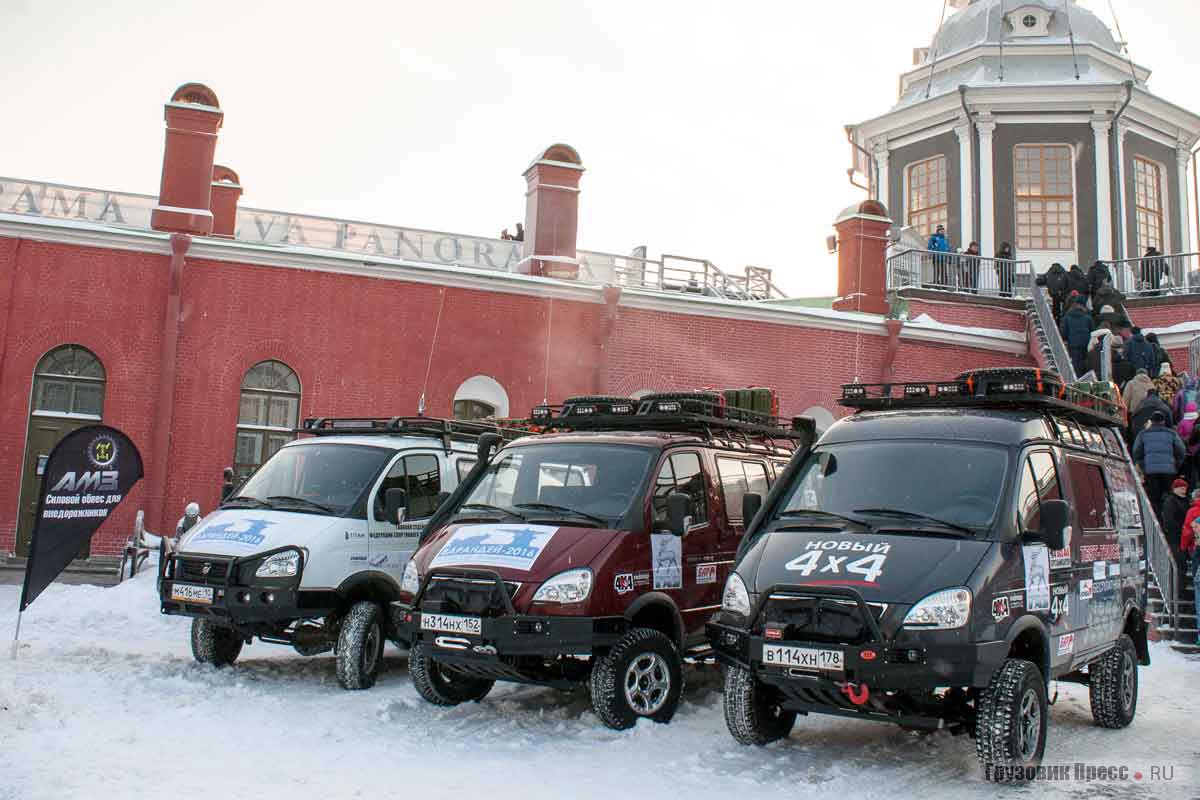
298, 416, 528, 452
528, 392, 815, 447
838, 368, 1126, 427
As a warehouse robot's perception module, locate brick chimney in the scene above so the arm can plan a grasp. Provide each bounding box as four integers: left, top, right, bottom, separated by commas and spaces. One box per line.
519, 144, 584, 279
210, 165, 242, 238
831, 200, 892, 316
150, 83, 223, 236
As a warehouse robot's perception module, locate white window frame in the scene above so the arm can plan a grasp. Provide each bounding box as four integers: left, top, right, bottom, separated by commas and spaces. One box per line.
903, 154, 950, 240
1132, 154, 1170, 255
1012, 142, 1078, 257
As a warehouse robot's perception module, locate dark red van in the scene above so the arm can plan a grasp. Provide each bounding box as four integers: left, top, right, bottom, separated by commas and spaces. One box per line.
390, 393, 812, 729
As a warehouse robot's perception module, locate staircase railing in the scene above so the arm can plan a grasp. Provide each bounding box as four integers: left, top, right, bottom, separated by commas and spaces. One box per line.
1029, 286, 1077, 383
1117, 435, 1180, 629
886, 248, 1034, 298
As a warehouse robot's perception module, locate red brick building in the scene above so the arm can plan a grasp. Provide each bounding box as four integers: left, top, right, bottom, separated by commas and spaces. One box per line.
2, 82, 1198, 563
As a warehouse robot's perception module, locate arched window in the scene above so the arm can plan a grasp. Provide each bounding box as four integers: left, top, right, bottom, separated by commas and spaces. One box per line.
1134, 156, 1165, 253
33, 344, 105, 417
235, 360, 300, 479
453, 375, 509, 420
907, 155, 948, 238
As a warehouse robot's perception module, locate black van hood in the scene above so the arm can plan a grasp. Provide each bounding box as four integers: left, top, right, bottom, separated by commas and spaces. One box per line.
748, 530, 991, 605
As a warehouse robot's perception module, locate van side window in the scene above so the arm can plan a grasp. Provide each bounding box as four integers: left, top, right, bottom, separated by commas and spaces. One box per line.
1066, 459, 1114, 530
717, 457, 769, 522
1016, 452, 1061, 534
652, 453, 708, 527
378, 454, 442, 520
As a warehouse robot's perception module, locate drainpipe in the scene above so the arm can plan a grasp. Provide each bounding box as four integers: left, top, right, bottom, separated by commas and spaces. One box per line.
595, 286, 621, 393
845, 125, 874, 197
147, 233, 190, 532
1112, 80, 1135, 261
881, 319, 905, 383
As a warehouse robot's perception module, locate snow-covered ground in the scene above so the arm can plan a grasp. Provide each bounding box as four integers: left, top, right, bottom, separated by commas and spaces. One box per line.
1, 570, 1196, 800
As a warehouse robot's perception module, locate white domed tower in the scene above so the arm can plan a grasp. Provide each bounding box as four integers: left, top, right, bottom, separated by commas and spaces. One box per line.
849, 0, 1200, 288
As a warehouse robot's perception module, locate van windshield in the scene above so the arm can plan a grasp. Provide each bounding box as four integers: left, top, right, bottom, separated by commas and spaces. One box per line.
778, 441, 1009, 534
459, 443, 656, 526
227, 444, 393, 516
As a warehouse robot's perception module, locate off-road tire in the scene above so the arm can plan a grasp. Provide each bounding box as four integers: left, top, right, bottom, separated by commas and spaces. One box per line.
336, 601, 385, 690
723, 664, 796, 745
409, 642, 494, 705
1089, 634, 1138, 729
190, 618, 243, 667
975, 658, 1048, 784
588, 628, 683, 730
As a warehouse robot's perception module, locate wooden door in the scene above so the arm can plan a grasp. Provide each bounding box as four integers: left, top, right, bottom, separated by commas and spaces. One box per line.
17, 416, 92, 557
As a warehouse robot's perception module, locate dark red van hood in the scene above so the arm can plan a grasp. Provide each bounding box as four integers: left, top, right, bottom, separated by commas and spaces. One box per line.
414, 522, 618, 583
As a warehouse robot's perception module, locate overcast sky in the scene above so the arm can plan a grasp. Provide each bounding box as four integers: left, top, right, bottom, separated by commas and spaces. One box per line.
3, 0, 1198, 296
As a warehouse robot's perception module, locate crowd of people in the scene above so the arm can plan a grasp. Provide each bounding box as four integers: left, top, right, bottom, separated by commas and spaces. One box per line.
925, 225, 1019, 297
1048, 262, 1200, 636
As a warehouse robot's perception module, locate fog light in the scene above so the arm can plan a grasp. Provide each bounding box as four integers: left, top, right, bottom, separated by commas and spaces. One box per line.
261, 592, 275, 605
238, 591, 250, 604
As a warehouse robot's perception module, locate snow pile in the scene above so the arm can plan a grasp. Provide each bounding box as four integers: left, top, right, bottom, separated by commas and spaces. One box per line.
1, 573, 1197, 799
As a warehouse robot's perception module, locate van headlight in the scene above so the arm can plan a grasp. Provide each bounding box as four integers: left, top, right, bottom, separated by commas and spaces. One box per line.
401, 560, 421, 594
902, 587, 972, 629
255, 550, 301, 578
532, 569, 592, 604
722, 573, 752, 618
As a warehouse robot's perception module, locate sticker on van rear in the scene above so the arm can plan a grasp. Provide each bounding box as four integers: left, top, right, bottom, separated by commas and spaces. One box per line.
430, 525, 558, 571
696, 564, 718, 584
1057, 633, 1075, 656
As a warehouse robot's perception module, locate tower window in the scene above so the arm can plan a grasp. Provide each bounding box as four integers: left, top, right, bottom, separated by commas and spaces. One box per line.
1133, 156, 1165, 253
1014, 145, 1075, 251
907, 155, 949, 239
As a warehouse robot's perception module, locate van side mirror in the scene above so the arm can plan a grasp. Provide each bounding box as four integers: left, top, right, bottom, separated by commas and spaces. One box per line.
477, 433, 503, 463
1039, 499, 1070, 551
742, 492, 763, 525
384, 488, 408, 525
667, 492, 692, 536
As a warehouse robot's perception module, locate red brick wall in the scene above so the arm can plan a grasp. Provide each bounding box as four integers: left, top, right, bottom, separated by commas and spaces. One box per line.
903, 298, 1027, 333
0, 238, 168, 557
0, 234, 1036, 559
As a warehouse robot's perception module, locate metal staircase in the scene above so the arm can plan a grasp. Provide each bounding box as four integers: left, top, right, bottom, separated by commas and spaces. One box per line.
1026, 287, 1193, 653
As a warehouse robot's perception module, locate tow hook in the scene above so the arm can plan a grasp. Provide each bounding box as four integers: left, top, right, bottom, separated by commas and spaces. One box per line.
840, 681, 870, 706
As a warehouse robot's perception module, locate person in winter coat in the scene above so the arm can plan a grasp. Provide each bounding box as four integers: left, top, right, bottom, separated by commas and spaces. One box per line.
995, 242, 1015, 297
1154, 362, 1182, 409
1124, 368, 1156, 417
1161, 478, 1192, 576
1131, 388, 1175, 435
1059, 296, 1093, 376
1091, 282, 1128, 327
959, 241, 981, 292
1142, 247, 1168, 293
1132, 410, 1186, 519
1044, 262, 1069, 321
221, 466, 237, 502
1086, 327, 1124, 379
927, 225, 951, 288
1172, 372, 1199, 421
1065, 264, 1089, 300
1086, 260, 1112, 305
1145, 332, 1171, 376
1179, 401, 1200, 488
1124, 327, 1155, 374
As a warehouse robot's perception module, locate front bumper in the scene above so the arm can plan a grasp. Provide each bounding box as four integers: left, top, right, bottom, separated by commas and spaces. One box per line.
159, 548, 317, 625
390, 567, 626, 682
707, 583, 1006, 692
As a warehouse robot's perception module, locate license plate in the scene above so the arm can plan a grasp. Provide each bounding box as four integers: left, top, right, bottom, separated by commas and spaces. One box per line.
762, 644, 844, 673
420, 613, 482, 636
170, 583, 214, 604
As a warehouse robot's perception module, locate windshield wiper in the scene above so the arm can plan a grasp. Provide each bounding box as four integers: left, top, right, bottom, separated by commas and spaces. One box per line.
852, 508, 975, 537
222, 496, 271, 509
266, 495, 336, 514
515, 502, 607, 526
775, 509, 873, 531
457, 503, 527, 521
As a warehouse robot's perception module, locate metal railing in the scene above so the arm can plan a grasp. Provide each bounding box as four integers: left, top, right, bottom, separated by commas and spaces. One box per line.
1190, 334, 1200, 377
1116, 434, 1180, 629
1101, 252, 1200, 297
1030, 286, 1077, 383
886, 248, 1034, 298
580, 250, 786, 301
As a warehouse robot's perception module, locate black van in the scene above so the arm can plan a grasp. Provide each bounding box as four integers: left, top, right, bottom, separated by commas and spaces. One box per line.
708, 368, 1151, 783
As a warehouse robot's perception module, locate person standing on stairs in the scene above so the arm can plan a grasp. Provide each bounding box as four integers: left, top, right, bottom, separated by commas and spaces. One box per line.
1162, 479, 1192, 579
1060, 295, 1092, 377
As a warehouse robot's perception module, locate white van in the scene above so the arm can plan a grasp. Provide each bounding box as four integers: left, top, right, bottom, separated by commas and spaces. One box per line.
159, 417, 519, 689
